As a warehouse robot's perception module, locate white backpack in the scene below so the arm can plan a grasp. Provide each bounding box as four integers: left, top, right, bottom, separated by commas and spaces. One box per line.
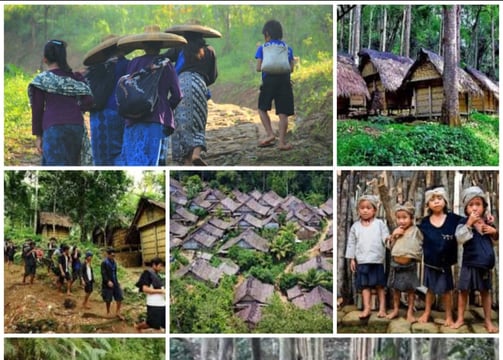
261, 42, 291, 74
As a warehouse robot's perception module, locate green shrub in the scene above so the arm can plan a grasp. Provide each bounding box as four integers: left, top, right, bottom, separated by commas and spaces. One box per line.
337, 118, 498, 166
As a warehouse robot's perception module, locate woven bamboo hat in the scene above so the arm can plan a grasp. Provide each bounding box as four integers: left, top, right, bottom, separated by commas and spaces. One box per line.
164, 21, 222, 38
83, 34, 130, 66
117, 25, 187, 53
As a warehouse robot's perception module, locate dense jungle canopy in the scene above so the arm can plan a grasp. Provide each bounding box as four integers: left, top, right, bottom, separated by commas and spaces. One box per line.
5, 4, 333, 78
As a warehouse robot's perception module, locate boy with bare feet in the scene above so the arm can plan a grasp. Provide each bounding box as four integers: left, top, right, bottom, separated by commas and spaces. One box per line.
82, 251, 94, 309
417, 186, 461, 326
58, 245, 72, 295
255, 19, 295, 151
386, 202, 423, 323
101, 248, 124, 320
451, 186, 498, 333
345, 195, 389, 319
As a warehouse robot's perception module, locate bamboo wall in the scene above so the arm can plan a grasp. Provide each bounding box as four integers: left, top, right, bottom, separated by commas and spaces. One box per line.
472, 90, 498, 113
140, 220, 166, 261
40, 226, 70, 242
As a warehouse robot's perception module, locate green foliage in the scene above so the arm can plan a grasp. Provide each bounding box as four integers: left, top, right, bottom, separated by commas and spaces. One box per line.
184, 175, 204, 199
4, 338, 165, 360
298, 269, 333, 291
4, 69, 34, 164
337, 119, 499, 166
228, 246, 268, 272
248, 262, 286, 284
170, 276, 238, 333
278, 272, 300, 291
255, 295, 332, 333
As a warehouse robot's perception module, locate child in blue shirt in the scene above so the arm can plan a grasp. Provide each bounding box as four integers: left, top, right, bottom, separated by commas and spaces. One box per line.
451, 186, 498, 333
255, 19, 295, 151
418, 186, 461, 326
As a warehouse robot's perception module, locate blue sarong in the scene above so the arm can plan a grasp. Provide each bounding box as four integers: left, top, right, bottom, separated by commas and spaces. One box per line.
90, 108, 125, 166
42, 124, 84, 166
117, 122, 165, 166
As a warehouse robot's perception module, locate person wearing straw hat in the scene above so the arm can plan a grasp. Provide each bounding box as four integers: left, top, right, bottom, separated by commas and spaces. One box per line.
115, 25, 186, 166
164, 22, 221, 166
83, 35, 131, 166
28, 40, 94, 165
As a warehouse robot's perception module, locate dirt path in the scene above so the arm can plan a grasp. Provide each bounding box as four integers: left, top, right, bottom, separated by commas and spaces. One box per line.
4, 263, 160, 334
14, 94, 332, 166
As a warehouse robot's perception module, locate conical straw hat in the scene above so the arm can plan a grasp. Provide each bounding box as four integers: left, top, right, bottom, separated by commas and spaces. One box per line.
117, 25, 187, 53
164, 23, 222, 38
83, 34, 131, 66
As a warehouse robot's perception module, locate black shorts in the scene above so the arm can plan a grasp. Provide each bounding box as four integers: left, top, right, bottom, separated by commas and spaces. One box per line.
258, 74, 294, 116
146, 305, 165, 330
59, 271, 71, 284
84, 282, 94, 294
72, 268, 81, 281
24, 262, 36, 276
102, 285, 124, 303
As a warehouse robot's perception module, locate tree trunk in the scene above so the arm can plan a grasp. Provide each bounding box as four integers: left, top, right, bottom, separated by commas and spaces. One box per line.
403, 5, 411, 58
352, 5, 361, 62
279, 338, 295, 360
380, 7, 387, 52
491, 7, 496, 77
217, 339, 233, 360
251, 338, 261, 360
367, 7, 374, 49
348, 9, 353, 54
429, 339, 446, 360
441, 5, 460, 127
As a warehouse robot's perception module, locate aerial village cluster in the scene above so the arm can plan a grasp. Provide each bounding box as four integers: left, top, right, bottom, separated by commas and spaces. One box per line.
169, 178, 333, 327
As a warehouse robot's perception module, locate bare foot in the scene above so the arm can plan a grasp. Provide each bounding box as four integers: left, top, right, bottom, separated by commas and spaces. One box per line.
117, 314, 125, 321
377, 311, 387, 318
485, 322, 498, 333
258, 136, 276, 147
406, 313, 417, 323
358, 310, 371, 319
82, 304, 91, 309
278, 143, 293, 151
449, 319, 465, 329
386, 310, 399, 320
417, 313, 430, 323
444, 318, 454, 327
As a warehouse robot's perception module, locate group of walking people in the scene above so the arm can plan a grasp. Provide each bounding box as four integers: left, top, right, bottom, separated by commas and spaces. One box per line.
14, 238, 165, 331
29, 22, 220, 166
28, 19, 295, 166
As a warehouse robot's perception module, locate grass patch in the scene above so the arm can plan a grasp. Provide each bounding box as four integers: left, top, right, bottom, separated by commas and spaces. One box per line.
337, 114, 499, 166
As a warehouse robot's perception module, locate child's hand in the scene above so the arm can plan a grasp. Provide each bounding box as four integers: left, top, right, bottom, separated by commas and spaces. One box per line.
350, 258, 357, 273
392, 227, 405, 238
467, 212, 481, 227
481, 224, 497, 236
486, 213, 495, 224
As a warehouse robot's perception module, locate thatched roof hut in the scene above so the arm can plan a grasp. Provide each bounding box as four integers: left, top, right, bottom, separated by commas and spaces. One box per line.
401, 48, 483, 118
337, 55, 369, 116
36, 212, 72, 241
464, 66, 499, 113
358, 48, 414, 113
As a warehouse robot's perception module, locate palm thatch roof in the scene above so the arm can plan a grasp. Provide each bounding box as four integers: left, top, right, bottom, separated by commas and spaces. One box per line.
233, 276, 274, 305
358, 48, 414, 91
337, 55, 370, 99
404, 48, 483, 95
465, 66, 499, 99
38, 212, 72, 228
